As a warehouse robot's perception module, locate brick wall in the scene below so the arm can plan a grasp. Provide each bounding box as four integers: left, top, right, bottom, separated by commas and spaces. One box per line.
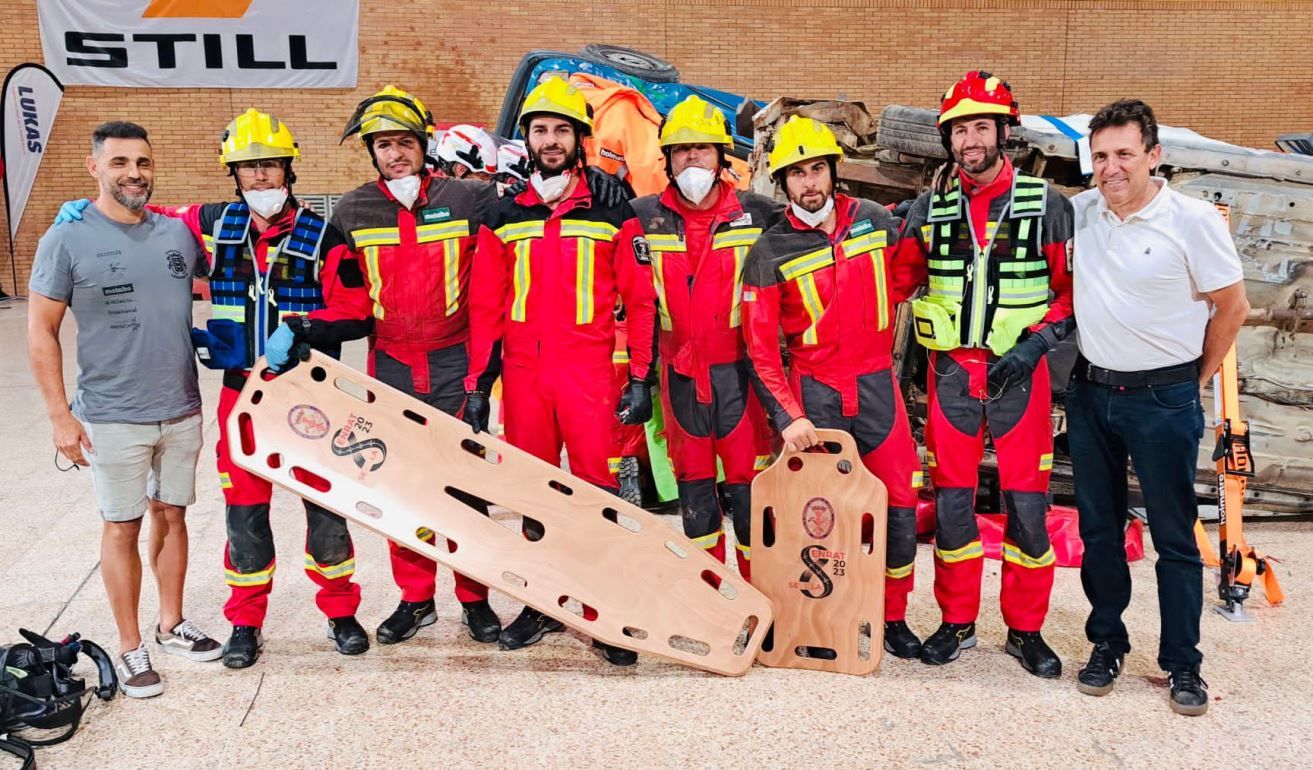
2, 0, 1310, 293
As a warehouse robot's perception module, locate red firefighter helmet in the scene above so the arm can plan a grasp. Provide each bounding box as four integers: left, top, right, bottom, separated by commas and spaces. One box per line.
938, 71, 1021, 127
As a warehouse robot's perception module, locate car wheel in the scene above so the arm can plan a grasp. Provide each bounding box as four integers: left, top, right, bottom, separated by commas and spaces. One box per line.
579, 44, 680, 83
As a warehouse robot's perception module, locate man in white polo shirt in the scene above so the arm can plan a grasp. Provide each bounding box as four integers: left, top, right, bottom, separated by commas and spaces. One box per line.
1066, 99, 1248, 716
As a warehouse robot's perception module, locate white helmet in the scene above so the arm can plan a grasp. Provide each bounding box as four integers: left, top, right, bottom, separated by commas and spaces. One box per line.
496, 139, 531, 182
436, 124, 497, 175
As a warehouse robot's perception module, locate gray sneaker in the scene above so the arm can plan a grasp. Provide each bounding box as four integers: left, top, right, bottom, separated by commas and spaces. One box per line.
117, 643, 164, 698
155, 619, 223, 662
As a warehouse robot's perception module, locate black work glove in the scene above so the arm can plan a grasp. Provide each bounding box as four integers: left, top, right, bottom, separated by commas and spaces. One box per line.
986, 317, 1076, 394
585, 167, 634, 208
615, 377, 653, 425
462, 391, 490, 433
504, 178, 527, 198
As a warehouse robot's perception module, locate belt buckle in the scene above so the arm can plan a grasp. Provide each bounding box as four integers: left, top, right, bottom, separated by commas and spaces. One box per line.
1085, 362, 1096, 382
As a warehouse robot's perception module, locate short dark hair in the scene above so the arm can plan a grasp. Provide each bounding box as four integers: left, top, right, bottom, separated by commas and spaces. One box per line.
1088, 99, 1159, 151
91, 121, 150, 154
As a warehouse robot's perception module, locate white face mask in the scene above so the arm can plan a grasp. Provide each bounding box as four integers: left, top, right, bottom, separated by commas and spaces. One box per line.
243, 187, 288, 219
530, 170, 571, 203
384, 174, 422, 209
674, 166, 717, 205
791, 196, 835, 228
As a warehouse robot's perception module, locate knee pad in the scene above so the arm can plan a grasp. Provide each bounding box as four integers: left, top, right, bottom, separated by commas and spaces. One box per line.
1003, 490, 1051, 556
678, 478, 721, 539
886, 506, 918, 568
721, 483, 752, 545
305, 503, 352, 566
226, 503, 274, 572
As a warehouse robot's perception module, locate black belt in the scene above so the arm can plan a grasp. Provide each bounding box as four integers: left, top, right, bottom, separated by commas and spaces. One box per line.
223, 369, 250, 391
1078, 358, 1200, 388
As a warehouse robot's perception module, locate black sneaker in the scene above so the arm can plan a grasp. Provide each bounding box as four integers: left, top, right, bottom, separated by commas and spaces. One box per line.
1005, 629, 1062, 679
461, 600, 502, 643
883, 621, 923, 659
497, 607, 564, 651
919, 622, 976, 665
593, 640, 638, 666
222, 625, 264, 669
326, 616, 370, 655
376, 599, 437, 645
1168, 668, 1209, 716
1076, 642, 1124, 696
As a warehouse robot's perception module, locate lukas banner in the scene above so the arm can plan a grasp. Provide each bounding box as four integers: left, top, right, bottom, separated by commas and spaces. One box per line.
2, 64, 63, 244
36, 0, 359, 89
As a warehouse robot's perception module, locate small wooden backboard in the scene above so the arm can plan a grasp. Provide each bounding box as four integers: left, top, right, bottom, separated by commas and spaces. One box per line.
228, 353, 772, 676
750, 429, 887, 675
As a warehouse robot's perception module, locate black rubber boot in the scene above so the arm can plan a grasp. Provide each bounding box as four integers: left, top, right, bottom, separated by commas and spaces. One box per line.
326, 616, 370, 655
919, 622, 977, 665
592, 640, 638, 667
497, 607, 564, 651
222, 625, 263, 669
882, 621, 923, 659
1005, 628, 1062, 679
460, 600, 502, 643
376, 599, 437, 645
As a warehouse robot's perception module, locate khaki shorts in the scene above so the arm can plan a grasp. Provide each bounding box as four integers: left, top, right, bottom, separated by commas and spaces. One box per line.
83, 413, 204, 522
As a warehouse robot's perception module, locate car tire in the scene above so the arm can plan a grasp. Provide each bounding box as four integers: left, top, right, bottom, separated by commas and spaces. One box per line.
877, 105, 946, 159
579, 44, 680, 83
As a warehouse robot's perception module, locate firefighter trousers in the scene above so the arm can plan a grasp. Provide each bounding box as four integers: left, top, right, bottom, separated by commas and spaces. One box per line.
373, 345, 489, 604
661, 362, 772, 580
217, 384, 361, 626
794, 368, 923, 621
925, 349, 1055, 631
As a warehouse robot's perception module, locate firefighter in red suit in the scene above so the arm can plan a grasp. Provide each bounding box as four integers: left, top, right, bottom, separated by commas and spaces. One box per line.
630, 95, 780, 580
894, 72, 1075, 677
266, 85, 506, 647
741, 116, 927, 659
463, 77, 657, 667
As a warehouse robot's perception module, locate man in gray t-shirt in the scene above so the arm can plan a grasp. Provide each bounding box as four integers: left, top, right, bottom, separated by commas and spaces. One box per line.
28, 121, 220, 699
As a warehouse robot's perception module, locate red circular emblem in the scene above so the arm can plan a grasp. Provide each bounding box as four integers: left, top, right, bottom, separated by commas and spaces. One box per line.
802, 497, 835, 540
287, 405, 330, 440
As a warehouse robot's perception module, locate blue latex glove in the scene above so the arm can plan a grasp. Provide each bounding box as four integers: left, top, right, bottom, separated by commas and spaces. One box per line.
53, 198, 91, 226
265, 323, 297, 372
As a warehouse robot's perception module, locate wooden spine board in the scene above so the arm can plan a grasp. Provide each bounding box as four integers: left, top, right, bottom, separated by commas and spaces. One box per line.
229, 353, 773, 676
750, 429, 888, 675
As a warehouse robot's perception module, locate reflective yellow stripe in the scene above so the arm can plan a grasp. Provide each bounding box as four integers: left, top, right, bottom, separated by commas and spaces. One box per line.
796, 273, 825, 345
779, 247, 833, 281
647, 233, 685, 253
1002, 543, 1056, 569
416, 527, 435, 541
607, 457, 621, 474
612, 350, 630, 365
886, 562, 914, 579
304, 554, 356, 580
218, 472, 233, 489
495, 221, 545, 242
201, 233, 215, 254
911, 470, 926, 489
936, 540, 984, 563
363, 246, 385, 320
575, 238, 595, 324
651, 250, 673, 331
415, 220, 470, 244
735, 542, 751, 557
225, 563, 275, 587
1039, 453, 1054, 471
352, 227, 401, 248
927, 451, 937, 468
871, 247, 889, 331
754, 454, 772, 471
511, 242, 531, 322
690, 530, 722, 550
729, 246, 747, 328
560, 220, 618, 241
712, 227, 763, 251
840, 229, 888, 257
443, 238, 460, 317
212, 305, 244, 322
920, 224, 933, 244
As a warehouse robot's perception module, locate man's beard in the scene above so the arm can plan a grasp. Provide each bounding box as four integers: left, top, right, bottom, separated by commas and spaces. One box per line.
791, 188, 831, 212
531, 144, 573, 177
111, 179, 152, 212
955, 144, 1001, 175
